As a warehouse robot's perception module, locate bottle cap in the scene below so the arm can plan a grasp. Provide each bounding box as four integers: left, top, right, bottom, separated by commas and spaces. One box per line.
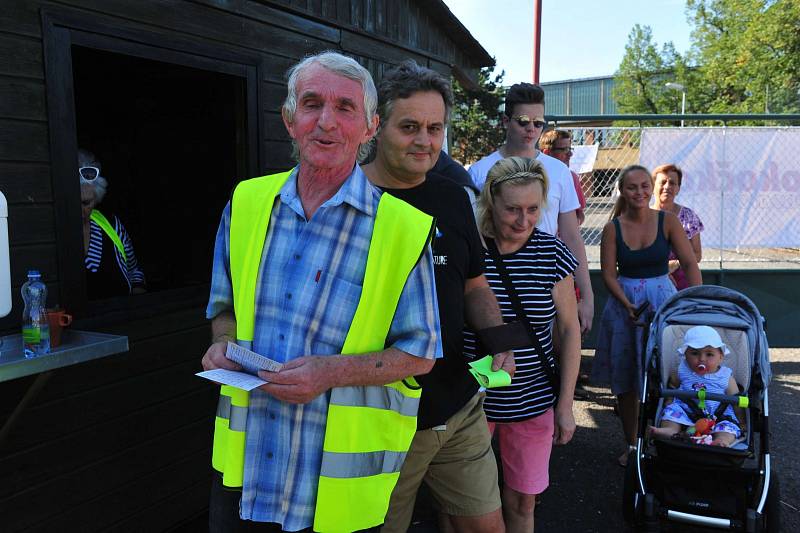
27, 270, 41, 279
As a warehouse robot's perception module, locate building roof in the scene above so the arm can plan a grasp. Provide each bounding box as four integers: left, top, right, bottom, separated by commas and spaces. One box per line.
540, 74, 615, 86
541, 74, 618, 117
421, 0, 495, 68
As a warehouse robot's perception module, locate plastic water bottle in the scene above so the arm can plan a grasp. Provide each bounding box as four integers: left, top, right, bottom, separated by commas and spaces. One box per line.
22, 270, 49, 357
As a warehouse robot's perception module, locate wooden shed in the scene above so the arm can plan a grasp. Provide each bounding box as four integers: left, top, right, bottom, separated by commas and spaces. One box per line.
0, 1, 492, 530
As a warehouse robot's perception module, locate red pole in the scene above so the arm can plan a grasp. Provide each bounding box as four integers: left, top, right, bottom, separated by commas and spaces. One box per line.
532, 0, 542, 83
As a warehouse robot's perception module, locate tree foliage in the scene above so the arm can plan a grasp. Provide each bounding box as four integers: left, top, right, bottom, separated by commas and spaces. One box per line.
450, 66, 506, 165
687, 0, 800, 113
613, 1, 800, 116
613, 24, 688, 115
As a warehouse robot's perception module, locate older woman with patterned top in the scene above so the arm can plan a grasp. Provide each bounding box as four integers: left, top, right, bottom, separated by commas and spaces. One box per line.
79, 149, 146, 298
652, 163, 704, 290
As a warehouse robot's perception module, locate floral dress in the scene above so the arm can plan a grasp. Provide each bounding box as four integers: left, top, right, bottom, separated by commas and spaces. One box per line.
669, 206, 704, 290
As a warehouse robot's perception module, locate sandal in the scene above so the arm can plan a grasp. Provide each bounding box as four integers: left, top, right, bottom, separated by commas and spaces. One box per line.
617, 445, 636, 467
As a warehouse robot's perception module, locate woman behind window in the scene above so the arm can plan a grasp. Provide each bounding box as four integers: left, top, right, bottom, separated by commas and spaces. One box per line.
79, 149, 146, 298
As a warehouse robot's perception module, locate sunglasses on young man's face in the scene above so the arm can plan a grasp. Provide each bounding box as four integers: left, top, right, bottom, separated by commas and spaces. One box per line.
511, 115, 547, 129
79, 166, 100, 181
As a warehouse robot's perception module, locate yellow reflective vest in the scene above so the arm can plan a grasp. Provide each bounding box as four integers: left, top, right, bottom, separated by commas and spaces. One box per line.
211, 170, 435, 532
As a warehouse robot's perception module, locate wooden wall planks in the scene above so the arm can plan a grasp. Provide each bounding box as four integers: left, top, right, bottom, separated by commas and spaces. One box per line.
0, 1, 487, 529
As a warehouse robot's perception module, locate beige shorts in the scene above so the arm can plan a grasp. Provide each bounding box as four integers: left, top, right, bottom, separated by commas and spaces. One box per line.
381, 392, 501, 533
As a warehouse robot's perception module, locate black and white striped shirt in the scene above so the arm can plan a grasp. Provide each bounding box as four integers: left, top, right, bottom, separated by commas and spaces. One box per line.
463, 229, 577, 422
85, 214, 145, 292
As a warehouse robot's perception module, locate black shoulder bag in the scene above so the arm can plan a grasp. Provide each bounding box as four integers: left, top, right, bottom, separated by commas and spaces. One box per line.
485, 237, 561, 399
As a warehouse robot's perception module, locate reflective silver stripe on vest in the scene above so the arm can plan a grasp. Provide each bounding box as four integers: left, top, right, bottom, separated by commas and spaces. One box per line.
319, 450, 407, 479
216, 395, 232, 419
330, 385, 419, 417
229, 406, 248, 432
216, 396, 248, 432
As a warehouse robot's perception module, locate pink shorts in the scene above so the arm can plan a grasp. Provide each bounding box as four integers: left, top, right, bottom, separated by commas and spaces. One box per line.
488, 408, 554, 495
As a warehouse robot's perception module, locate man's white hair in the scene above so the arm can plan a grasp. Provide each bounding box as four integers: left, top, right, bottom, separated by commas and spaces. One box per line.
282, 51, 377, 162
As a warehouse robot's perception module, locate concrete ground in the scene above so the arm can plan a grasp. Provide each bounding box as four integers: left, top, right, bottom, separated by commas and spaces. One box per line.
410, 349, 799, 533
177, 349, 798, 532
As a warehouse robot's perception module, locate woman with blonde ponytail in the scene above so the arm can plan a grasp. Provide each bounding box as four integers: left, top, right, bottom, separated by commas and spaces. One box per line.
591, 165, 701, 467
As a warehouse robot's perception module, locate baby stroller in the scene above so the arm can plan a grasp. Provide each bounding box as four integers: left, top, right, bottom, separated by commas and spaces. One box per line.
623, 285, 780, 532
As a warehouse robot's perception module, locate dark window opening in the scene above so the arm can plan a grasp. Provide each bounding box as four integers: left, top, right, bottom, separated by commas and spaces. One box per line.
71, 46, 246, 300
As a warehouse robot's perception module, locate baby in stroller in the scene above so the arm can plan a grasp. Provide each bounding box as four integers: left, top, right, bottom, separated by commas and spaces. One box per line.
649, 325, 744, 447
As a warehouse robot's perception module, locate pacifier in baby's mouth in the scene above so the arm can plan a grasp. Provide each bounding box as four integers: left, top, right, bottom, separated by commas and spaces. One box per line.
697, 363, 707, 373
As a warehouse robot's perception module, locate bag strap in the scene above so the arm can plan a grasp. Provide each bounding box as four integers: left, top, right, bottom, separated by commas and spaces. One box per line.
485, 236, 559, 395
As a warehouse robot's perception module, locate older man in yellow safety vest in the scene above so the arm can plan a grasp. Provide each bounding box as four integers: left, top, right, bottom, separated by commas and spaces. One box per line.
201, 51, 442, 533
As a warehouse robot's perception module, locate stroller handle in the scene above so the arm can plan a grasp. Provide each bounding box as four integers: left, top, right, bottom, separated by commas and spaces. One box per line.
661, 388, 750, 408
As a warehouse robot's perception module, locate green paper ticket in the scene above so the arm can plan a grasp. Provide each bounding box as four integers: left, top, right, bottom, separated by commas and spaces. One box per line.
468, 355, 512, 388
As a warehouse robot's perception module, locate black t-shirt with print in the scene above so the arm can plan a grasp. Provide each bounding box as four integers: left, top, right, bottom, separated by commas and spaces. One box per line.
383, 173, 484, 429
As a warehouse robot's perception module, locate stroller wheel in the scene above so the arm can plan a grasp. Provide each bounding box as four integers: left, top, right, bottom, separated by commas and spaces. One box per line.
761, 472, 781, 533
642, 493, 660, 530
622, 457, 639, 524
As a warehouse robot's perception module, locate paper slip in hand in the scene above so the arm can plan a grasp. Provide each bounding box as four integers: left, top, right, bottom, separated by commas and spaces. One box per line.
196, 368, 268, 391
468, 355, 512, 388
226, 342, 283, 375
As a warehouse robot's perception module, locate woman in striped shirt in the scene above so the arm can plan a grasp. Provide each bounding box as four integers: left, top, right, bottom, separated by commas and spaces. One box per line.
79, 149, 146, 299
463, 156, 581, 533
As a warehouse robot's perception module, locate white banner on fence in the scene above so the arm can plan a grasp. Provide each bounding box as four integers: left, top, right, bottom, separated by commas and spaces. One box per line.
640, 128, 800, 248
570, 144, 598, 174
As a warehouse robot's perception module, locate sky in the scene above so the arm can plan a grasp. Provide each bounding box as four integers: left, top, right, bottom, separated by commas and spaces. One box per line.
442, 0, 694, 84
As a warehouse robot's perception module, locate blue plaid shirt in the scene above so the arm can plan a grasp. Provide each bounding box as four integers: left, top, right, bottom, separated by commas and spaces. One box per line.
206, 165, 442, 530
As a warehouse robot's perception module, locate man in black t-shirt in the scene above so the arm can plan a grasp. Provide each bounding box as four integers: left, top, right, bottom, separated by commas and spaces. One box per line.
362, 61, 514, 533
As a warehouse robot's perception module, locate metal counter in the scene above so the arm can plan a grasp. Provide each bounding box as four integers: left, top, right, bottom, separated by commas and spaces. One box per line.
0, 330, 129, 383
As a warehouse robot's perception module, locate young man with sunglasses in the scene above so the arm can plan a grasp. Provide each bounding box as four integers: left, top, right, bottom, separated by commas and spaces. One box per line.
469, 83, 594, 336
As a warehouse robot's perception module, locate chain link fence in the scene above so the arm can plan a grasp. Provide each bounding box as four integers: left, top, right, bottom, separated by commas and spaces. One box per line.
562, 124, 800, 269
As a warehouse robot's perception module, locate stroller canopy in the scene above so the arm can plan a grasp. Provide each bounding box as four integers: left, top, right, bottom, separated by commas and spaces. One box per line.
645, 285, 771, 388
